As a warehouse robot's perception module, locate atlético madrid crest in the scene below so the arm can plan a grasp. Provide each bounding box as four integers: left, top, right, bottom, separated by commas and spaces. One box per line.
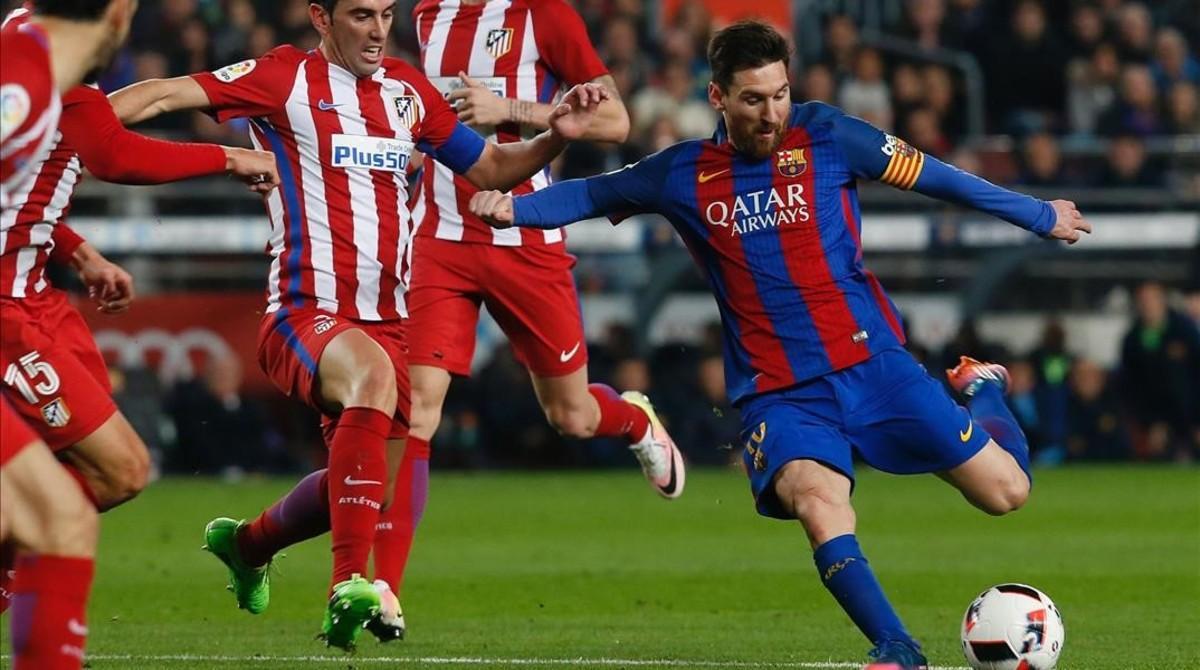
41, 397, 71, 428
486, 28, 514, 59
776, 148, 807, 178
392, 95, 420, 129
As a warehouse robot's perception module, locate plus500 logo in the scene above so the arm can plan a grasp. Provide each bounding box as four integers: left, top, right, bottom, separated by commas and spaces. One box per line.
330, 134, 412, 173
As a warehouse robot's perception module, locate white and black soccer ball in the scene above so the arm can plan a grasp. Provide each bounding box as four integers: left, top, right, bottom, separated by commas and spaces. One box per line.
961, 583, 1065, 670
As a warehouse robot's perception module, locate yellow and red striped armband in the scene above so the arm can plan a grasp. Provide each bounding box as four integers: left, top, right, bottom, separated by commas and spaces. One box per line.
878, 135, 925, 190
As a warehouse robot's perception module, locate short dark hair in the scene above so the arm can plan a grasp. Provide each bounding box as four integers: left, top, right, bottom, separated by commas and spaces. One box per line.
315, 0, 339, 10
707, 20, 791, 90
31, 0, 114, 19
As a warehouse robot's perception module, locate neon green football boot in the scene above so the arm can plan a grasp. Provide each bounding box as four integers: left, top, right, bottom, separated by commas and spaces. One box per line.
320, 574, 381, 651
202, 517, 271, 614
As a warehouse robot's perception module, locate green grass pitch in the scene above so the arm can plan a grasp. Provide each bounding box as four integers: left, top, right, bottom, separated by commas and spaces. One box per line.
3, 465, 1198, 669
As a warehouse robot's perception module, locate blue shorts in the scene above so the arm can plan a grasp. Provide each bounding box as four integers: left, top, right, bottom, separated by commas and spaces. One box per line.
739, 348, 990, 519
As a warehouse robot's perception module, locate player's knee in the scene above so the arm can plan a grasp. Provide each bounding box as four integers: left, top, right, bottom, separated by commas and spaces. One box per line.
408, 396, 443, 440
40, 494, 98, 557
347, 361, 399, 415
543, 402, 593, 439
101, 442, 151, 509
785, 487, 855, 543
979, 473, 1030, 516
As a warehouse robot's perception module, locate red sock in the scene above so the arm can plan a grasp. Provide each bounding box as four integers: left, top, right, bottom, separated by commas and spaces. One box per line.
10, 554, 94, 670
588, 384, 650, 442
0, 543, 14, 615
327, 406, 390, 590
373, 436, 430, 595
238, 469, 331, 568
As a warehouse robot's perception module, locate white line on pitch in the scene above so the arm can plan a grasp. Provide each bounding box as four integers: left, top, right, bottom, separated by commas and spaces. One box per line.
56, 654, 972, 669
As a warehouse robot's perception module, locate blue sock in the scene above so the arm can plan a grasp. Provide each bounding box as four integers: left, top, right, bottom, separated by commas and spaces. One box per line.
969, 382, 1032, 484
813, 534, 915, 647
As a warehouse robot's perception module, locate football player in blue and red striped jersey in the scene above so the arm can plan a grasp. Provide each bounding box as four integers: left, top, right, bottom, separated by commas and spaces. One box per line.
469, 20, 1092, 670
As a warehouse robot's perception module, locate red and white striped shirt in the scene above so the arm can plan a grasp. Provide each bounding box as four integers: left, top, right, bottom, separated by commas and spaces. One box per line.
0, 14, 61, 294
193, 47, 485, 321
0, 8, 229, 298
412, 0, 608, 247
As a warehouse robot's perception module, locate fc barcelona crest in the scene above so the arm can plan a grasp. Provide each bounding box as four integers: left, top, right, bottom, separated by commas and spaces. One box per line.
392, 95, 420, 129
485, 28, 514, 59
776, 148, 807, 178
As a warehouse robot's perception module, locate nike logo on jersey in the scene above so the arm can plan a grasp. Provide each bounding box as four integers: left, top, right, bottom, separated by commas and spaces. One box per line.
960, 420, 974, 443
343, 475, 383, 486
559, 341, 582, 363
317, 99, 342, 111
67, 618, 89, 636
697, 168, 730, 183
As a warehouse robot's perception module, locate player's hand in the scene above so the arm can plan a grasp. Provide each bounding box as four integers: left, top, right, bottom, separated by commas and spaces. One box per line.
1047, 199, 1092, 245
74, 246, 135, 314
548, 83, 608, 141
469, 190, 514, 228
448, 72, 508, 127
223, 147, 280, 195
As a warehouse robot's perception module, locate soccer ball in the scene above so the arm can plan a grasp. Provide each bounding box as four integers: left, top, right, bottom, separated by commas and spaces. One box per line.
961, 583, 1065, 670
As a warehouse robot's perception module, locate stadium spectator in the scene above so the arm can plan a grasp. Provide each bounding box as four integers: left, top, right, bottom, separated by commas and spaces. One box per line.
890, 63, 925, 129
1067, 42, 1121, 135
1165, 82, 1200, 134
601, 15, 650, 93
1118, 281, 1200, 461
165, 355, 283, 475
902, 107, 953, 157
1066, 359, 1130, 461
630, 60, 717, 140
901, 0, 949, 52
1029, 321, 1072, 464
1114, 2, 1155, 64
1151, 28, 1200, 91
1019, 132, 1069, 186
1097, 134, 1164, 187
838, 48, 892, 130
1097, 64, 1166, 136
675, 355, 741, 465
800, 63, 837, 104
985, 0, 1068, 134
820, 14, 860, 82
1005, 359, 1043, 457
923, 64, 962, 139
1068, 4, 1107, 57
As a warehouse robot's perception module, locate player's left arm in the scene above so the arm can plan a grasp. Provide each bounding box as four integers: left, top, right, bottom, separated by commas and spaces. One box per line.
450, 73, 629, 143
469, 146, 672, 228
48, 225, 134, 313
448, 0, 629, 143
833, 114, 1092, 244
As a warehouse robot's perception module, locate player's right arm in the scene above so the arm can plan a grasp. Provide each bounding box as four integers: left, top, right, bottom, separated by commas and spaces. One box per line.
831, 112, 1092, 244
469, 147, 674, 229
107, 76, 211, 126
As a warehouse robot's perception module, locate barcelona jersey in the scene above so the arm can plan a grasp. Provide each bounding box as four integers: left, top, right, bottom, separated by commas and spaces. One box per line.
513, 102, 1056, 403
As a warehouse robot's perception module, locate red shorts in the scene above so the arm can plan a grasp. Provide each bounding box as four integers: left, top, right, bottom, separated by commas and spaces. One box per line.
257, 307, 411, 440
407, 238, 588, 378
0, 289, 116, 451
1, 396, 40, 466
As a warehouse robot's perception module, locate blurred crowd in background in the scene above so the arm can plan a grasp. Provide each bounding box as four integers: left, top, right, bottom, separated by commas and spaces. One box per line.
7, 0, 1198, 474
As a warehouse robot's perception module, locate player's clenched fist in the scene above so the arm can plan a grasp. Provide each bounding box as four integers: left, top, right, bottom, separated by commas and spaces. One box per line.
1047, 199, 1092, 245
549, 83, 610, 140
469, 191, 515, 228
222, 147, 281, 194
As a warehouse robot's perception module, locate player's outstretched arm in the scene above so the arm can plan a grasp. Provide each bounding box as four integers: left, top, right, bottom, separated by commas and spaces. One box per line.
833, 113, 1092, 243
62, 86, 278, 192
470, 147, 671, 229
108, 76, 212, 126
461, 83, 608, 193
450, 73, 630, 143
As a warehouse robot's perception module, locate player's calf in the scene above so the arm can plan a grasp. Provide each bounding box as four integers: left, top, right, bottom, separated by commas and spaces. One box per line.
941, 441, 1030, 517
